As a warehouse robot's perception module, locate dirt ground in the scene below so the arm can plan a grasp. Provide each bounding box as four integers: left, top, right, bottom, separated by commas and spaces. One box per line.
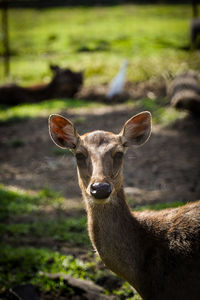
0, 101, 200, 208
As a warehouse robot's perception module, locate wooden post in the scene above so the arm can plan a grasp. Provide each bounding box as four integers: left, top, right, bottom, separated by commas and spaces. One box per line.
192, 0, 198, 18
190, 0, 200, 49
2, 0, 10, 78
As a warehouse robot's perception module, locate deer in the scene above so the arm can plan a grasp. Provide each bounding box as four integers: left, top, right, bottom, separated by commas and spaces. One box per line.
0, 65, 83, 106
49, 111, 200, 300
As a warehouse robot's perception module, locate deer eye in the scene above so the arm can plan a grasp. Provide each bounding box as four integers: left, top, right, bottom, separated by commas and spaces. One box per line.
76, 152, 86, 161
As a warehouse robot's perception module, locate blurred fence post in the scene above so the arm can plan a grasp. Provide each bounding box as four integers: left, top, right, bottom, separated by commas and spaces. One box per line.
190, 0, 200, 49
192, 0, 198, 18
1, 0, 10, 78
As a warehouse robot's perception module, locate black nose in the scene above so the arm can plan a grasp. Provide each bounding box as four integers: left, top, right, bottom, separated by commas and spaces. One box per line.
90, 182, 112, 199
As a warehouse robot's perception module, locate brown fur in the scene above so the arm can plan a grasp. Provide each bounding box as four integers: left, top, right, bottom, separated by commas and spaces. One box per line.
0, 65, 83, 106
49, 112, 200, 300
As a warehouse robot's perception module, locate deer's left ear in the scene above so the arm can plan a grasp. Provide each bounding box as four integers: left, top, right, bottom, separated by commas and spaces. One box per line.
120, 111, 152, 146
49, 114, 79, 149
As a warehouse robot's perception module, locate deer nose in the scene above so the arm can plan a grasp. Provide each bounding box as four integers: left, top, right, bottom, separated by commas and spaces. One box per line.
90, 182, 112, 199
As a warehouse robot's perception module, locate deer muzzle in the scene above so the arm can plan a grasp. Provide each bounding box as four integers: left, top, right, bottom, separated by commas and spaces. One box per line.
90, 182, 112, 199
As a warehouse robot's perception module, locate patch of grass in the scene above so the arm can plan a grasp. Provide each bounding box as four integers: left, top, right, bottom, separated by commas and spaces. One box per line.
0, 185, 88, 246
133, 295, 143, 300
134, 201, 186, 211
74, 117, 87, 125
136, 97, 186, 125
52, 148, 71, 156
0, 95, 186, 126
76, 38, 110, 53
0, 243, 134, 297
10, 138, 25, 148
155, 106, 187, 125
1, 217, 89, 246
0, 244, 99, 292
0, 185, 64, 219
0, 99, 101, 124
0, 185, 92, 292
113, 281, 135, 298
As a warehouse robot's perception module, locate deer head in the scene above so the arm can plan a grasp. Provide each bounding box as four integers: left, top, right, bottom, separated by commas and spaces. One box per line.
49, 112, 151, 204
49, 64, 83, 97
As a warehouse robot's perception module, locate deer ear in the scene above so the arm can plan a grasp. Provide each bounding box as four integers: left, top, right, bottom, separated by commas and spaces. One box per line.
50, 64, 60, 73
120, 111, 152, 146
49, 114, 79, 149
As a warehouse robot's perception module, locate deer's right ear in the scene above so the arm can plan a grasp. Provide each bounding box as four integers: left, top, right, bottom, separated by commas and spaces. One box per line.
120, 111, 152, 146
49, 114, 79, 149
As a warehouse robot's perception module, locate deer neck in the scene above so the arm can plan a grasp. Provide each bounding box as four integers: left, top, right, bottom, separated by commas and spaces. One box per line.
83, 187, 143, 287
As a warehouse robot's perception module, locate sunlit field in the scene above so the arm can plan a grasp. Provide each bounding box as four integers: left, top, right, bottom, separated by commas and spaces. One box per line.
0, 5, 199, 85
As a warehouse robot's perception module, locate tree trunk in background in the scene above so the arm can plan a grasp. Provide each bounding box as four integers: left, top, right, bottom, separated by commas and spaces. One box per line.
190, 0, 200, 49
2, 0, 10, 78
192, 0, 198, 18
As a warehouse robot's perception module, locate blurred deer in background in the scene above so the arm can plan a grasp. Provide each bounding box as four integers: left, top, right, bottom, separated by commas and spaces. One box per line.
49, 111, 200, 300
0, 65, 83, 106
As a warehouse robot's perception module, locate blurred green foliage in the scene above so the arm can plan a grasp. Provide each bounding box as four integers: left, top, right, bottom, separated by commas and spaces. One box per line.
0, 99, 101, 123
138, 97, 187, 125
134, 201, 186, 211
0, 5, 198, 86
0, 96, 186, 125
0, 185, 64, 219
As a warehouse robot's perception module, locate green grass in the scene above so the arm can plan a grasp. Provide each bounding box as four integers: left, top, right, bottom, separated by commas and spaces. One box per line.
0, 243, 139, 298
0, 218, 89, 246
0, 185, 89, 246
0, 244, 100, 293
0, 98, 101, 123
0, 96, 186, 125
0, 185, 64, 219
137, 97, 187, 125
0, 5, 199, 86
134, 201, 186, 211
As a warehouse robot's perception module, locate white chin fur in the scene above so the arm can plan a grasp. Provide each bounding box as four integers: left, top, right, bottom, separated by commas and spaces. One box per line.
85, 194, 110, 205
